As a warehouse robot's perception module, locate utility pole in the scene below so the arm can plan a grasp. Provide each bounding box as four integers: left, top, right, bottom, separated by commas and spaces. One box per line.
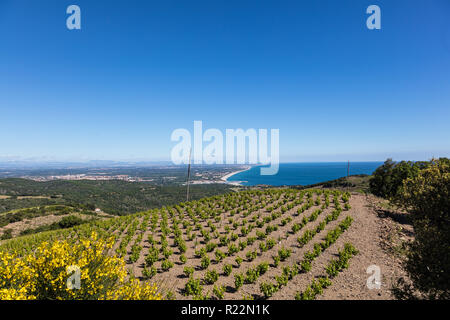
347, 160, 350, 193
347, 160, 350, 178
186, 147, 192, 202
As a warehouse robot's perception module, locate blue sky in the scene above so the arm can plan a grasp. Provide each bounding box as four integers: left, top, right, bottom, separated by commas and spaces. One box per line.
0, 0, 449, 162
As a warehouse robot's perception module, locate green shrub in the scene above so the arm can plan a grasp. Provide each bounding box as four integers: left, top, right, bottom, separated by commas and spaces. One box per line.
201, 255, 211, 269
272, 255, 280, 267
213, 284, 225, 300
369, 158, 428, 199
257, 262, 269, 275
215, 249, 226, 262
260, 282, 278, 298
278, 247, 291, 261
394, 159, 450, 299
245, 267, 259, 284
184, 277, 203, 296
204, 269, 219, 284
227, 243, 239, 256
223, 264, 233, 276
142, 266, 157, 279
161, 259, 174, 271
183, 266, 194, 278
246, 250, 257, 261
234, 273, 245, 290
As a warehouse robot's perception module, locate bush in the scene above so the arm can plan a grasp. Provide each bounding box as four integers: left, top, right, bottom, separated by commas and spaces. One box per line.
0, 229, 12, 240
145, 248, 159, 267
215, 249, 226, 262
234, 273, 245, 290
213, 284, 225, 300
257, 262, 269, 275
394, 159, 450, 299
278, 247, 291, 261
57, 215, 85, 229
227, 243, 239, 256
272, 255, 280, 267
206, 242, 217, 252
275, 274, 288, 287
161, 259, 174, 271
369, 158, 428, 199
295, 277, 331, 300
223, 264, 233, 276
142, 266, 157, 279
300, 260, 312, 273
246, 250, 257, 261
183, 266, 194, 278
245, 267, 259, 284
0, 232, 161, 300
184, 277, 203, 297
204, 269, 219, 284
260, 282, 278, 298
266, 238, 276, 249
201, 255, 211, 269
162, 248, 173, 259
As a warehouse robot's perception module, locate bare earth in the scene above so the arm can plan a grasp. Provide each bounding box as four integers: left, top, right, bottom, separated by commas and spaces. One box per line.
315, 194, 412, 299
267, 193, 412, 300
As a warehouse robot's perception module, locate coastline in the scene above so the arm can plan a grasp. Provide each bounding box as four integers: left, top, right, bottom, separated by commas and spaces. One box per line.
220, 166, 252, 184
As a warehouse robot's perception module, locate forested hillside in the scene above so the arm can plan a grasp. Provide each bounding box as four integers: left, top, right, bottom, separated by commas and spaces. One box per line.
0, 179, 237, 215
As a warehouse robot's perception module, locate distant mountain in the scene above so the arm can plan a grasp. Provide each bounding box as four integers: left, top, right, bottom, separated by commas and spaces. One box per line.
0, 160, 174, 169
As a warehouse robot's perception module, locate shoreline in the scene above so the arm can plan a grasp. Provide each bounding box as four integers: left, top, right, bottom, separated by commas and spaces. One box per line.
220, 166, 252, 183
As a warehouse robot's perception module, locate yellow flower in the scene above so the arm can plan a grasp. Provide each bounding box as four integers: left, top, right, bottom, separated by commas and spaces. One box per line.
0, 232, 162, 300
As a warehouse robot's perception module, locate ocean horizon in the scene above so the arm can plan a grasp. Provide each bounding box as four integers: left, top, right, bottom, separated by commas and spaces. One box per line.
227, 162, 383, 186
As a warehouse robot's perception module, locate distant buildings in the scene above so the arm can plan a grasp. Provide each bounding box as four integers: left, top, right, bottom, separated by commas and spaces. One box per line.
23, 174, 153, 182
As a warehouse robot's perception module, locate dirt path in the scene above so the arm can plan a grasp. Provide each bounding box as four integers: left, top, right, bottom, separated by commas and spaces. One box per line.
312, 193, 412, 300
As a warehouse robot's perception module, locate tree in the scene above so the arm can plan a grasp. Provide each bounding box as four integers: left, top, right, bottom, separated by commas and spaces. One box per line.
369, 158, 396, 198
395, 158, 450, 299
370, 159, 430, 199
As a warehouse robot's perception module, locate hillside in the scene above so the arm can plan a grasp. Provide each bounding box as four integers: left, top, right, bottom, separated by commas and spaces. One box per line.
0, 178, 238, 215
297, 174, 372, 193
0, 187, 412, 300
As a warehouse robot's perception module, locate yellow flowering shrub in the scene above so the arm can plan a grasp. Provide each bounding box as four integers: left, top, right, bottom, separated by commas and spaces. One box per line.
0, 232, 162, 300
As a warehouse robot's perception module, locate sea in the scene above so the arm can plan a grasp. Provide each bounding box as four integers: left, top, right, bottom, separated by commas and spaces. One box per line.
226, 162, 383, 186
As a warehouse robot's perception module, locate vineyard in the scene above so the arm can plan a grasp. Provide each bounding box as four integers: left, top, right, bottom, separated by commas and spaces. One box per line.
1, 188, 365, 300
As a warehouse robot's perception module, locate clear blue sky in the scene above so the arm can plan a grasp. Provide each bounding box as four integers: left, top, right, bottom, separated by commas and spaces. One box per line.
0, 0, 449, 162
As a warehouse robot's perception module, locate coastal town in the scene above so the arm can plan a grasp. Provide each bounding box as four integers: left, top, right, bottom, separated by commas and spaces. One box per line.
8, 165, 252, 185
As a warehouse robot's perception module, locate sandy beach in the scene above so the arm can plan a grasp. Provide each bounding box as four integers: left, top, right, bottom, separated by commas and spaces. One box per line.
220, 166, 251, 182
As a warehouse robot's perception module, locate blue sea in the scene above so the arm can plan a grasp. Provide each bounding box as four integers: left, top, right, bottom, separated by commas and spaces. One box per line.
227, 162, 383, 186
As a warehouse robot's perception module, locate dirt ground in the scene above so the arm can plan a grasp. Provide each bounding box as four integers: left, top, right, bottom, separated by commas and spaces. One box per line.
265, 193, 412, 300
314, 194, 413, 300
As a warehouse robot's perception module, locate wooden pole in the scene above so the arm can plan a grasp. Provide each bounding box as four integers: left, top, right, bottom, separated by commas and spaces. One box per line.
186, 147, 192, 202
347, 160, 350, 193
347, 160, 350, 178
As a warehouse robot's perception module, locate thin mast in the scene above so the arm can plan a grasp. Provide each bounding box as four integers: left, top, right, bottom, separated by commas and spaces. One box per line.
186, 147, 192, 202
347, 160, 350, 178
